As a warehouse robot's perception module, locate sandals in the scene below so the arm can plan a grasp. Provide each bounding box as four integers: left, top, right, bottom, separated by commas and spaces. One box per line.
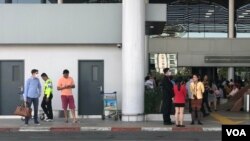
176, 124, 185, 127
65, 118, 78, 123
72, 119, 78, 123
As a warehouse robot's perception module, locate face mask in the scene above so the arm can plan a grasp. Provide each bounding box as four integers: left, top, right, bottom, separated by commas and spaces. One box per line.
34, 74, 39, 78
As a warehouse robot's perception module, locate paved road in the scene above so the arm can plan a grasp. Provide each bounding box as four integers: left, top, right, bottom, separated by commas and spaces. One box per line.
0, 132, 221, 141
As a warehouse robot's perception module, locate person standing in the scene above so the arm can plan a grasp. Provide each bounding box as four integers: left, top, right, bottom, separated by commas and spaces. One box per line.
41, 73, 53, 122
23, 69, 42, 126
190, 74, 205, 125
202, 75, 211, 115
173, 77, 187, 127
161, 68, 174, 125
57, 69, 77, 123
186, 76, 193, 113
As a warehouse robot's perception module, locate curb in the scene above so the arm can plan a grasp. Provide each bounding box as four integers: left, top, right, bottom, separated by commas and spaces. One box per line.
0, 127, 19, 132
80, 127, 111, 131
111, 127, 141, 132
19, 127, 50, 132
50, 127, 80, 132
0, 127, 222, 132
202, 127, 222, 132
141, 127, 172, 131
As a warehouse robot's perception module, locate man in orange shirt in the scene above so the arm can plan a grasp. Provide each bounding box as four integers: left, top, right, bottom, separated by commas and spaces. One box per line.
57, 69, 77, 123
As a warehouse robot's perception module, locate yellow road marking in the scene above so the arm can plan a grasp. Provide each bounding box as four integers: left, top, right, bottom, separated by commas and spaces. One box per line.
210, 113, 244, 125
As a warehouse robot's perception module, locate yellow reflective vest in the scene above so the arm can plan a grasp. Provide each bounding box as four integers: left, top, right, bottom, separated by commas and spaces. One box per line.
44, 78, 53, 98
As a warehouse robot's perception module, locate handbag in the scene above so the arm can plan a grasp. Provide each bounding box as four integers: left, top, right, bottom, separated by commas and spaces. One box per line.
193, 95, 198, 100
14, 104, 32, 117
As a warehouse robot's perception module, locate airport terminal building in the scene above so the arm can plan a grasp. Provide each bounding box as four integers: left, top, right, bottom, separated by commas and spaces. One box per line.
1, 0, 250, 121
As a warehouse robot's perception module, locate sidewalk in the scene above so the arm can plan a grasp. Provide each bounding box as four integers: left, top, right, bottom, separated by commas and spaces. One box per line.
0, 111, 249, 132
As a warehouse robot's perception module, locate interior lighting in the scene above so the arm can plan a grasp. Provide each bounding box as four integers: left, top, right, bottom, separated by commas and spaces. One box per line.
242, 13, 248, 15
206, 13, 213, 15
239, 15, 245, 18
208, 10, 214, 13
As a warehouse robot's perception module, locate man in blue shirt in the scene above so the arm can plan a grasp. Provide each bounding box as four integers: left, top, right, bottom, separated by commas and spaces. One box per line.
23, 69, 41, 125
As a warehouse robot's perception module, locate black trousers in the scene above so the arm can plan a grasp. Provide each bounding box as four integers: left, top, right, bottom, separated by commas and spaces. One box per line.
201, 91, 211, 114
41, 95, 53, 119
188, 99, 192, 113
162, 99, 173, 123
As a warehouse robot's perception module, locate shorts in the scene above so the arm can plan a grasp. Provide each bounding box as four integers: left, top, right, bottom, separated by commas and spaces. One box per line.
61, 95, 76, 110
174, 103, 185, 107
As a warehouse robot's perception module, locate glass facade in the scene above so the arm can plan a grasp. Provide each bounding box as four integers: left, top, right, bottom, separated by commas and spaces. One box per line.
150, 2, 250, 39
63, 0, 121, 3
0, 0, 40, 3
0, 0, 121, 3
236, 4, 250, 38
165, 3, 229, 38
235, 67, 250, 84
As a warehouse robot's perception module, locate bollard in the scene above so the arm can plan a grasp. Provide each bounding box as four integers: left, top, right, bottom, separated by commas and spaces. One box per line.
244, 93, 250, 112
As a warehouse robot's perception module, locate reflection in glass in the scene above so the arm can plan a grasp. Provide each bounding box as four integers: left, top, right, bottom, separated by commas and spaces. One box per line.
12, 0, 41, 3
12, 65, 20, 81
0, 0, 121, 3
235, 67, 250, 84
92, 65, 98, 81
149, 53, 177, 75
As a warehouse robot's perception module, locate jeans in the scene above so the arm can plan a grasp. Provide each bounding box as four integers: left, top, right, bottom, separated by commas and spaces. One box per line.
25, 97, 39, 124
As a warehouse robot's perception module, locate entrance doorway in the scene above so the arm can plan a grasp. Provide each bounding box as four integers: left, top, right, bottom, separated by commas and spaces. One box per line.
0, 61, 24, 115
78, 60, 104, 115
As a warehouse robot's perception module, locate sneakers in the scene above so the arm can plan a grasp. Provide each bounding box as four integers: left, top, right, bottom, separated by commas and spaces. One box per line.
198, 121, 203, 125
164, 122, 174, 125
34, 121, 40, 125
45, 118, 53, 122
190, 121, 194, 125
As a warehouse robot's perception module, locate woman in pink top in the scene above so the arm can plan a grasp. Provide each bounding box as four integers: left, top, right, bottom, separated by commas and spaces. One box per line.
173, 77, 187, 127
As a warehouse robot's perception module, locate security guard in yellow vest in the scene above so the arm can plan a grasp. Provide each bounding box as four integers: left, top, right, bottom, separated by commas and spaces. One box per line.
41, 73, 53, 121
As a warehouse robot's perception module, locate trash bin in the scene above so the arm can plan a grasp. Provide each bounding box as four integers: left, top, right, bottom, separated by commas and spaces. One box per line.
244, 93, 250, 112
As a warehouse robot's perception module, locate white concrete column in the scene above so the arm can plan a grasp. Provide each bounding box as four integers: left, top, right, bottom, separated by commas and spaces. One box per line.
144, 36, 149, 76
228, 67, 234, 81
122, 0, 145, 121
58, 0, 63, 4
228, 0, 235, 81
144, 0, 149, 76
228, 0, 235, 38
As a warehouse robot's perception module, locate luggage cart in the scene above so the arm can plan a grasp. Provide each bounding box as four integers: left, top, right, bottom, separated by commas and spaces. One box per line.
101, 91, 121, 121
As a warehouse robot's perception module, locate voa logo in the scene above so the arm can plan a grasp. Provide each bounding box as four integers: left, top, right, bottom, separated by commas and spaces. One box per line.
226, 129, 246, 136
